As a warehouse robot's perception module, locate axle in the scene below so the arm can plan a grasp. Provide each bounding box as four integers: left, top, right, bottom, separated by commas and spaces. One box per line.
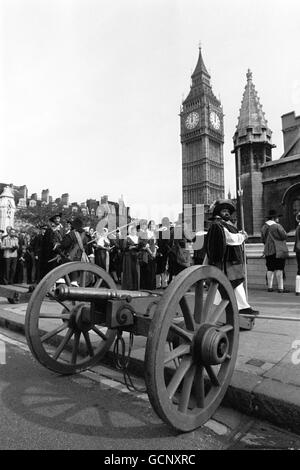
55, 285, 156, 303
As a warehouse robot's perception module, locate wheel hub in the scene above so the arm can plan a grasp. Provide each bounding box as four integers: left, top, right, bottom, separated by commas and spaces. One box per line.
192, 323, 229, 365
68, 303, 93, 333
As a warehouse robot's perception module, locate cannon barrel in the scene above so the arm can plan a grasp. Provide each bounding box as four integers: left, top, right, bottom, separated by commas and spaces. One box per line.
54, 285, 156, 302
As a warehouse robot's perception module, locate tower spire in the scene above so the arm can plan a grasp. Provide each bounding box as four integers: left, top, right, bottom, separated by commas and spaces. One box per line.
234, 69, 272, 145
191, 46, 210, 79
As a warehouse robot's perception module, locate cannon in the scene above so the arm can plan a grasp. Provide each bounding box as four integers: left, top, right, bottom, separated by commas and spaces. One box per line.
25, 261, 240, 432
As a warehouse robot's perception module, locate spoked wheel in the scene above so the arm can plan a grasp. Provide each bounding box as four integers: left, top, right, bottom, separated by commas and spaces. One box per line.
145, 265, 239, 432
25, 262, 117, 375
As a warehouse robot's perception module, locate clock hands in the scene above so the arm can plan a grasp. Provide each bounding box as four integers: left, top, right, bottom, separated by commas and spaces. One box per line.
185, 112, 199, 129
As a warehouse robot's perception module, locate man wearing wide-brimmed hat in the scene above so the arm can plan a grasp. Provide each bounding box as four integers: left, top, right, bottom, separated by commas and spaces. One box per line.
39, 213, 64, 278
261, 209, 289, 293
60, 217, 88, 261
206, 199, 259, 316
56, 217, 89, 286
49, 212, 62, 225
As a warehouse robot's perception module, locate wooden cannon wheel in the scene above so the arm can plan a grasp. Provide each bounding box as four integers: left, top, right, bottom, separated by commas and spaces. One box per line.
25, 262, 117, 375
145, 265, 239, 432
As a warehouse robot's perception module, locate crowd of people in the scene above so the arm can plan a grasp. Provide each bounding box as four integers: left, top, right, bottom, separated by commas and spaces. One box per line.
0, 203, 299, 296
0, 212, 199, 290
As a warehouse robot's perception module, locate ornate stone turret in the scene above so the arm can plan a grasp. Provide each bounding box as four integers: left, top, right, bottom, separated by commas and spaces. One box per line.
232, 70, 275, 236
233, 69, 273, 148
0, 185, 16, 231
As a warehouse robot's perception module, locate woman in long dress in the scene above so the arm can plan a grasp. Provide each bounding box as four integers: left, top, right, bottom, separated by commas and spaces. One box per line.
138, 220, 157, 290
94, 227, 111, 272
122, 224, 139, 290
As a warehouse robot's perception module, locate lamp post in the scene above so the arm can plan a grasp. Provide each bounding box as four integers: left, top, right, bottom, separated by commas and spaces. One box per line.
237, 148, 248, 298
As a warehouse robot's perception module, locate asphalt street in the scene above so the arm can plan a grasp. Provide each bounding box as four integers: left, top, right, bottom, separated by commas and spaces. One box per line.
0, 326, 299, 451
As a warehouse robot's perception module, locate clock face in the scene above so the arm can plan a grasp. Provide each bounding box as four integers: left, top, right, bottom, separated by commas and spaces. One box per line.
185, 111, 199, 130
210, 111, 221, 130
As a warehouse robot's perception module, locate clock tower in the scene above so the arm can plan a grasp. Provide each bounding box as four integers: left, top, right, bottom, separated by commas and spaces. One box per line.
180, 47, 225, 221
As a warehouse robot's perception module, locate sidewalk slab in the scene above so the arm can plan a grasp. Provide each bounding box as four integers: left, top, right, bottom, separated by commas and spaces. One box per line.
0, 288, 299, 435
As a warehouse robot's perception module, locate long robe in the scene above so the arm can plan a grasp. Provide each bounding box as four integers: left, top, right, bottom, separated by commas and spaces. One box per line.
39, 227, 63, 278
206, 218, 245, 288
122, 236, 139, 290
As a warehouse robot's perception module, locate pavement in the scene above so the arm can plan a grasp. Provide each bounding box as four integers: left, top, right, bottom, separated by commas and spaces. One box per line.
0, 286, 299, 435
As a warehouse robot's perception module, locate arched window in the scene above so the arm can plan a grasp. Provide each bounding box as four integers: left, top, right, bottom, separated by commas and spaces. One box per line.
282, 183, 300, 231
292, 196, 300, 220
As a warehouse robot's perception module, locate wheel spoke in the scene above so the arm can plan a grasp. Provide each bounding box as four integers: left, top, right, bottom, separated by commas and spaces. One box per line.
209, 299, 229, 324
194, 280, 204, 324
52, 328, 74, 360
203, 281, 219, 322
83, 331, 94, 357
41, 323, 69, 343
71, 331, 81, 364
91, 326, 108, 340
164, 344, 191, 365
179, 296, 195, 331
178, 364, 196, 413
194, 365, 205, 408
39, 313, 71, 320
205, 365, 220, 386
94, 278, 103, 288
169, 323, 194, 343
168, 342, 180, 368
167, 356, 192, 399
64, 274, 71, 286
80, 271, 87, 288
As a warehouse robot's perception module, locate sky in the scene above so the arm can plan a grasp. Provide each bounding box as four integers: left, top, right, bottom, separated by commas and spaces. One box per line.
1, 0, 300, 222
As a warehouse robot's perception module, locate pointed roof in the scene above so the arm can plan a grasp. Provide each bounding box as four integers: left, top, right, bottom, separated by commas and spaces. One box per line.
183, 46, 218, 106
191, 47, 210, 79
233, 69, 273, 146
236, 69, 268, 131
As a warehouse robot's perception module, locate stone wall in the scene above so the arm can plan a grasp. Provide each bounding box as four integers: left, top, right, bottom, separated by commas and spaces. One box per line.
246, 242, 297, 290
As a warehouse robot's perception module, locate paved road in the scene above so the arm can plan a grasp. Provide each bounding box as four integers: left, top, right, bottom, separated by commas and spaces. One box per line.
0, 327, 299, 451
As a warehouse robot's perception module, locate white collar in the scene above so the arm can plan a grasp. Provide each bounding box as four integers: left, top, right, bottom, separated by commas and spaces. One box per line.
128, 234, 138, 244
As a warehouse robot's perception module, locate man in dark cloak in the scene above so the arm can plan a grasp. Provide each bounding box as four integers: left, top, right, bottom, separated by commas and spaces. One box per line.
206, 199, 259, 316
39, 213, 63, 279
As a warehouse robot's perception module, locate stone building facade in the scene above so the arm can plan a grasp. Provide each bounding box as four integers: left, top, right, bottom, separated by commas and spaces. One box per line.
262, 111, 300, 233
233, 71, 300, 239
232, 72, 300, 289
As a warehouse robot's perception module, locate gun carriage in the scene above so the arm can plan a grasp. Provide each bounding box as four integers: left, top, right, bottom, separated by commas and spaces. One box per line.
25, 261, 300, 431
24, 261, 242, 432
